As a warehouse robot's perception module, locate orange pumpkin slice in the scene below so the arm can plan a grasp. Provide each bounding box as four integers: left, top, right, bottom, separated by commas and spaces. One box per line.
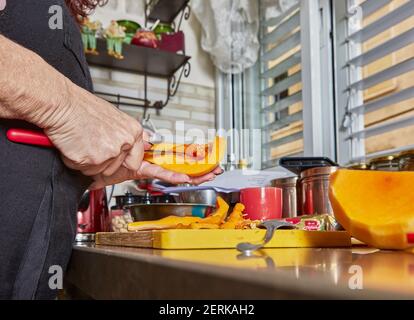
329, 169, 414, 250
144, 136, 226, 177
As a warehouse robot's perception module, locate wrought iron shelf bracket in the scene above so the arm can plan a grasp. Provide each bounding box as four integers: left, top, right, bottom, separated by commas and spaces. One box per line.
86, 0, 192, 114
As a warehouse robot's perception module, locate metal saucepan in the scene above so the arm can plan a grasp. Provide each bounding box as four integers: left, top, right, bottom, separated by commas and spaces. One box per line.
174, 188, 240, 207
127, 203, 215, 222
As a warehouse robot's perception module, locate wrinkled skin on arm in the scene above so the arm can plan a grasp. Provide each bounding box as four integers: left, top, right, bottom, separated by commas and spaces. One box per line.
0, 35, 222, 188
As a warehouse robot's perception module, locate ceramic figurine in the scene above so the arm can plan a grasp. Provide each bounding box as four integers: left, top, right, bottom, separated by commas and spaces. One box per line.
104, 20, 126, 59
81, 17, 102, 55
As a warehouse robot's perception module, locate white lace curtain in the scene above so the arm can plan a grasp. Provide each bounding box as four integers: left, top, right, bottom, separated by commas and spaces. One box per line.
192, 0, 299, 74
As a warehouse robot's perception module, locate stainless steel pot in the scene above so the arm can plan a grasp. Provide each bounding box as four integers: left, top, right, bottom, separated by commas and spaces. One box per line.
175, 189, 240, 207
300, 167, 338, 216
271, 177, 298, 218
127, 203, 215, 221
177, 190, 217, 206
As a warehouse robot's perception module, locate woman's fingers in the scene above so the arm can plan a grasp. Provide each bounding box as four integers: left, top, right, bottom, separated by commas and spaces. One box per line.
90, 162, 224, 189
102, 151, 128, 177
137, 161, 191, 185
123, 139, 144, 172
90, 166, 135, 190
188, 166, 224, 185
62, 155, 111, 176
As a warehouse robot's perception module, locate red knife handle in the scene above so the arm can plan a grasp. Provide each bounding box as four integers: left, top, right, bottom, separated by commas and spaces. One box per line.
6, 129, 54, 148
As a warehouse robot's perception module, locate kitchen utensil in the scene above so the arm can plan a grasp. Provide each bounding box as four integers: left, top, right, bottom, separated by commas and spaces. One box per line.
127, 203, 214, 221
167, 185, 239, 207
176, 189, 217, 206
369, 155, 399, 171
76, 189, 110, 242
114, 192, 144, 207
141, 114, 164, 144
279, 157, 338, 216
271, 177, 298, 218
6, 129, 185, 158
236, 220, 296, 254
150, 19, 161, 32
240, 187, 283, 221
279, 157, 338, 175
95, 229, 351, 249
300, 166, 339, 216
7, 129, 54, 148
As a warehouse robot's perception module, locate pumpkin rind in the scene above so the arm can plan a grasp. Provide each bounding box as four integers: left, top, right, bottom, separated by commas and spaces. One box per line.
329, 169, 414, 250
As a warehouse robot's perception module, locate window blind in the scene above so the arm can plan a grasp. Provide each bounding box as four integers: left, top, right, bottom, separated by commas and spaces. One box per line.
342, 0, 414, 162
260, 3, 304, 169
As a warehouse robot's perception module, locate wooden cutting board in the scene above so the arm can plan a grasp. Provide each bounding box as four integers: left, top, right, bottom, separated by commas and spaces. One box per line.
95, 229, 351, 250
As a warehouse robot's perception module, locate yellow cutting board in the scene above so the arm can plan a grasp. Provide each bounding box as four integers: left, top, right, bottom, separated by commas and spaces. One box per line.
96, 229, 351, 250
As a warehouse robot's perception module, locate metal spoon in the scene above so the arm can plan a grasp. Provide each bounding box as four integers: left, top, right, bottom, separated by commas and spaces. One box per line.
236, 220, 296, 254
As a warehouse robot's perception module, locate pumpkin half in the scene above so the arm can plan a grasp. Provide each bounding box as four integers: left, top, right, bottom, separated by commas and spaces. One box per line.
144, 136, 226, 177
329, 169, 414, 250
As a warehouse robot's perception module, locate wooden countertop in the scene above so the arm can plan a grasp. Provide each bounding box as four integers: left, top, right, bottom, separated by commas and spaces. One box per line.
65, 244, 414, 299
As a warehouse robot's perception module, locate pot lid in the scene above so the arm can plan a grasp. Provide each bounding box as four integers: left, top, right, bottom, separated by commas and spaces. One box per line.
279, 157, 338, 175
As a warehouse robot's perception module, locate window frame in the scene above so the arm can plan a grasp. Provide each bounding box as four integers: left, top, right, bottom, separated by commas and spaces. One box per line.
256, 0, 337, 168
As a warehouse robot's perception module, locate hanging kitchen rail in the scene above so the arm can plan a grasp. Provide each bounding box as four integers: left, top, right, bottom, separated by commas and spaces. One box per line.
94, 91, 162, 110
86, 0, 192, 112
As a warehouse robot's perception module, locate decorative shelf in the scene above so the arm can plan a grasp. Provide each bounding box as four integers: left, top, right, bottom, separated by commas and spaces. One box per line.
85, 0, 192, 111
86, 39, 190, 78
147, 0, 190, 24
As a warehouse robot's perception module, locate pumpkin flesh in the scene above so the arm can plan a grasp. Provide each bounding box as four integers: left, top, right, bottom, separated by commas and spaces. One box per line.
144, 136, 226, 177
329, 169, 414, 250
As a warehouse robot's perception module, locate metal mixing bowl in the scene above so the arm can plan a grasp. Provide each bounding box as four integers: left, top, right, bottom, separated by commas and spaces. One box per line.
127, 203, 215, 222
175, 189, 240, 206
177, 190, 217, 206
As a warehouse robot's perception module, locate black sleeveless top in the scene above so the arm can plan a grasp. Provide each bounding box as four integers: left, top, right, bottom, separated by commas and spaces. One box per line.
0, 0, 94, 299
0, 0, 93, 128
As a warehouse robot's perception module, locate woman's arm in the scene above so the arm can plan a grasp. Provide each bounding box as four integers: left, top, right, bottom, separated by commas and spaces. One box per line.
0, 35, 221, 186
0, 34, 145, 176
0, 35, 71, 125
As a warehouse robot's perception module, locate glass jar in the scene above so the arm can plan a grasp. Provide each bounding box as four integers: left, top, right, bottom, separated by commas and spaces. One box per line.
398, 150, 414, 171
369, 156, 399, 171
110, 206, 133, 233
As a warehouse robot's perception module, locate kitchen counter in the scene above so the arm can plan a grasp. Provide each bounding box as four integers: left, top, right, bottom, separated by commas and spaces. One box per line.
65, 244, 414, 299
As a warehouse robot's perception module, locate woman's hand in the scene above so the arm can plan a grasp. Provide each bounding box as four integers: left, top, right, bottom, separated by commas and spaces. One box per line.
90, 163, 224, 190
0, 35, 223, 185
0, 35, 145, 178
44, 83, 146, 177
